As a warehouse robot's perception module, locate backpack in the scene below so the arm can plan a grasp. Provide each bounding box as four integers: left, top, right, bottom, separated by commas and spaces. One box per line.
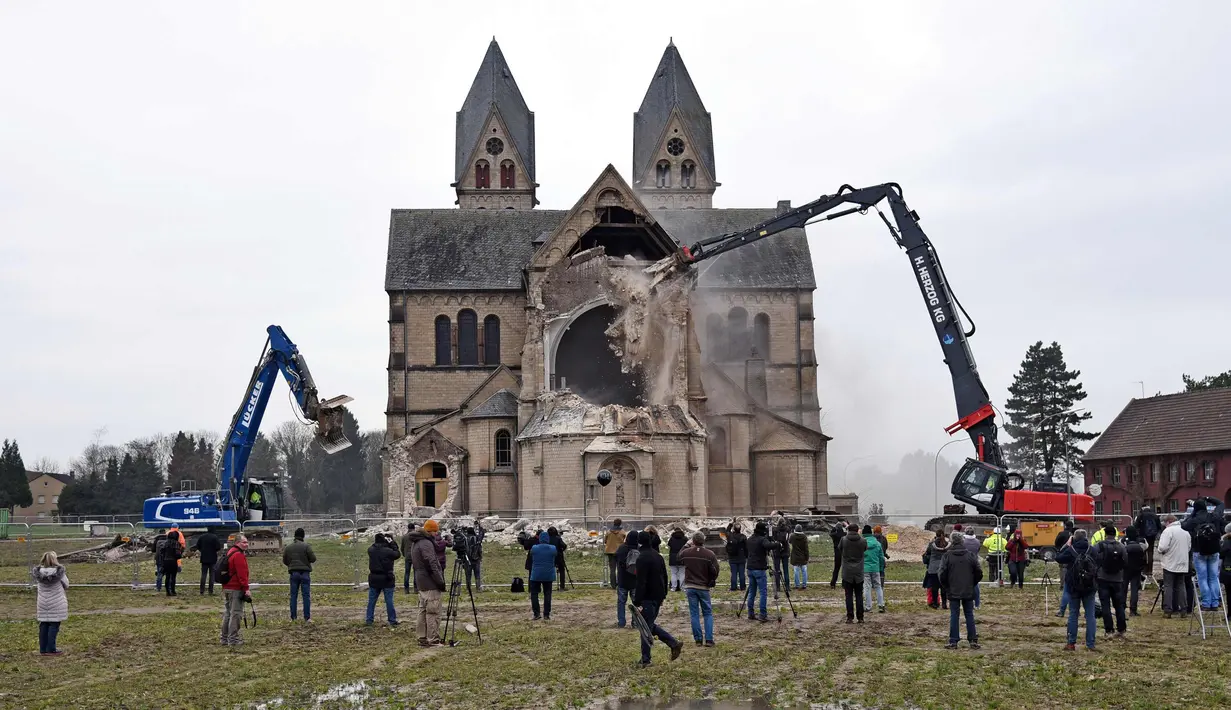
1072, 549, 1098, 595
510, 577, 524, 593
215, 547, 239, 585
1099, 541, 1125, 575
1141, 515, 1160, 539
1196, 522, 1220, 555
625, 548, 640, 573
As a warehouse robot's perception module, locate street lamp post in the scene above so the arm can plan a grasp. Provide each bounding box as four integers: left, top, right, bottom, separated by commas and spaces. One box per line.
934, 439, 964, 515
1031, 407, 1087, 520
842, 455, 874, 494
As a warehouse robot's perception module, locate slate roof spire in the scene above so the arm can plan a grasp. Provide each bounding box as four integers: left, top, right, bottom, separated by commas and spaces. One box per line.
456, 39, 535, 182
633, 41, 714, 183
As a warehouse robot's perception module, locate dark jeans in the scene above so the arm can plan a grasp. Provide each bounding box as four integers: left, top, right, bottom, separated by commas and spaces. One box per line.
1098, 579, 1126, 633
404, 560, 414, 593
1007, 561, 1026, 588
290, 571, 311, 620
199, 562, 215, 594
831, 549, 842, 585
465, 559, 481, 590
843, 579, 865, 620
728, 560, 746, 591
163, 564, 178, 596
1126, 574, 1141, 614
365, 587, 396, 624
556, 564, 567, 591
1144, 537, 1156, 573
616, 585, 629, 627
1163, 570, 1187, 613
155, 564, 163, 591
606, 554, 618, 588
38, 621, 61, 653
988, 556, 1001, 584
948, 598, 977, 644
1067, 591, 1097, 648
638, 599, 679, 663
531, 580, 553, 618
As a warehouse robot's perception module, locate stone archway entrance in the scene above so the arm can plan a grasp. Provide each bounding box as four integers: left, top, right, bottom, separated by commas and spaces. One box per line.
384, 428, 467, 515
598, 455, 639, 516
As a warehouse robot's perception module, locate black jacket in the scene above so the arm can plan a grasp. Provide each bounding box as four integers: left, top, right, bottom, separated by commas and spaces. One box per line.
1093, 539, 1126, 583
746, 533, 780, 571
1134, 510, 1162, 541
159, 536, 183, 566
633, 545, 669, 606
1053, 528, 1074, 563
838, 532, 867, 584
830, 525, 846, 552
192, 532, 221, 566
1183, 500, 1226, 554
1123, 539, 1146, 578
725, 529, 748, 563
616, 533, 640, 591
1220, 537, 1231, 585
667, 532, 687, 566
367, 540, 401, 590
771, 525, 791, 560
1055, 538, 1093, 590
939, 546, 982, 600
549, 533, 568, 568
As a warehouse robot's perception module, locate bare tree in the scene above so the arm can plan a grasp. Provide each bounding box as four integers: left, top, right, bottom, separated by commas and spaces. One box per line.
29, 456, 60, 474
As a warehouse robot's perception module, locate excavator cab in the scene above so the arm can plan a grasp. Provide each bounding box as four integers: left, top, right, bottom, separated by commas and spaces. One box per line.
951, 459, 1023, 515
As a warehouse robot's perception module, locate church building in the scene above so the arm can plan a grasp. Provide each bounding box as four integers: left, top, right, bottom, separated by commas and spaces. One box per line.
383, 39, 835, 520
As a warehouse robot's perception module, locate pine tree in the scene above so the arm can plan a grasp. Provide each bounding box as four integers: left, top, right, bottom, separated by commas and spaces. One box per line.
245, 433, 281, 480
166, 432, 196, 493
1002, 341, 1100, 481
1183, 369, 1231, 392
0, 439, 34, 511
360, 430, 386, 505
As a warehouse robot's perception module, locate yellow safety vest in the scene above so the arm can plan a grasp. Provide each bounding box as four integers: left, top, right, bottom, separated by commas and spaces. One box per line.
1091, 527, 1116, 545
983, 534, 1007, 554
250, 491, 262, 505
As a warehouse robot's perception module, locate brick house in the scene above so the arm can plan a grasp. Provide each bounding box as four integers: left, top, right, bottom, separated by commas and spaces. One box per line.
13, 471, 72, 521
382, 39, 841, 519
1083, 388, 1231, 519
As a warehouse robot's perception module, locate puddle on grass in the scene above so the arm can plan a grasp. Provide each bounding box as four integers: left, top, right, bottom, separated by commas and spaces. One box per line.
254, 681, 370, 709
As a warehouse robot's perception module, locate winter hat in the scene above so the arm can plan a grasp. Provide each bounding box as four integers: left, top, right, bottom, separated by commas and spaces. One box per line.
1225, 523, 1231, 535
873, 526, 882, 534
625, 530, 641, 548
794, 524, 803, 533
1125, 526, 1139, 541
423, 520, 439, 533
1194, 499, 1208, 512
965, 527, 975, 536
952, 524, 964, 532
539, 531, 550, 543
1103, 522, 1117, 536
294, 528, 305, 540
861, 525, 873, 535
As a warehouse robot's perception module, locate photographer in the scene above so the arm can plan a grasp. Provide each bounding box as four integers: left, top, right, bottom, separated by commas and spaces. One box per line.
366, 532, 401, 627
771, 516, 792, 594
1181, 496, 1226, 611
744, 521, 780, 622
548, 526, 568, 592
725, 520, 747, 592
452, 526, 483, 592
603, 519, 627, 589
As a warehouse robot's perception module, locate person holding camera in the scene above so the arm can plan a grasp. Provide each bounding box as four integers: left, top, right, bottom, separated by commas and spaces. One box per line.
725, 521, 747, 592
408, 520, 446, 646
400, 522, 418, 594
1092, 522, 1128, 638
220, 536, 251, 646
548, 526, 569, 592
527, 531, 558, 620
829, 519, 847, 589
365, 532, 401, 627
1055, 528, 1098, 650
744, 521, 780, 622
603, 519, 627, 589
1181, 496, 1226, 611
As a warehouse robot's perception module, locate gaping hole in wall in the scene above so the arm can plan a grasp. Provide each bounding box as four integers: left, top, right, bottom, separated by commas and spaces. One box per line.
574, 206, 670, 260
555, 304, 646, 407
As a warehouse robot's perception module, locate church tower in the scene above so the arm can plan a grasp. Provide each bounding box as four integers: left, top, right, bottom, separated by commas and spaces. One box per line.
453, 39, 537, 209
632, 40, 718, 209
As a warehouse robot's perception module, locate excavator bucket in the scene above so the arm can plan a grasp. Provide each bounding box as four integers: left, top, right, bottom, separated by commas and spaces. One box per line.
315, 395, 354, 454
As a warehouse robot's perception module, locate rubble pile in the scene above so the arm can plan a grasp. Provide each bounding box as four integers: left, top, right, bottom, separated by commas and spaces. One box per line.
59, 534, 151, 564
882, 524, 938, 557
602, 262, 694, 406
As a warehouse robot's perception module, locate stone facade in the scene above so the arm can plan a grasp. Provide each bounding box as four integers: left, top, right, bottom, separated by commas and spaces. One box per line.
382, 39, 835, 519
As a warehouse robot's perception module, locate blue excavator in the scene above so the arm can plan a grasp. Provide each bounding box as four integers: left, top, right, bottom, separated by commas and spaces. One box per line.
141, 325, 353, 550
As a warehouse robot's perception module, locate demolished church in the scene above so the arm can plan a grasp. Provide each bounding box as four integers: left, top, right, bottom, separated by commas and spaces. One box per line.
383, 39, 839, 519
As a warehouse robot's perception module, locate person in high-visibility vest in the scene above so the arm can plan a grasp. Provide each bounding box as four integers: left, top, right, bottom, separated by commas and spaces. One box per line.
982, 527, 1008, 585
169, 524, 186, 571
249, 488, 263, 511
1091, 525, 1118, 545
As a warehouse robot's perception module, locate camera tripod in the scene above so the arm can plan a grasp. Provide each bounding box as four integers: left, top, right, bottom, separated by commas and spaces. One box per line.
1037, 557, 1057, 617
442, 556, 482, 646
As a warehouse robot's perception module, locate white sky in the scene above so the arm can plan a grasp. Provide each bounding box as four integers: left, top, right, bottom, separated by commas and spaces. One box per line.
2, 2, 1228, 502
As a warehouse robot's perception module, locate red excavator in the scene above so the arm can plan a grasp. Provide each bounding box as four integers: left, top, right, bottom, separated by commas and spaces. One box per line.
652, 182, 1094, 530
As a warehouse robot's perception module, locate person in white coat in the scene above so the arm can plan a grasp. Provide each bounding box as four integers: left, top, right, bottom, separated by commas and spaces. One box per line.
32, 551, 70, 655
1157, 515, 1192, 618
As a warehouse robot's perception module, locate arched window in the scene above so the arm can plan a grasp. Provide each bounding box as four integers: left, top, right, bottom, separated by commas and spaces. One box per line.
709, 426, 727, 466
458, 309, 478, 365
680, 161, 696, 189
483, 315, 500, 365
500, 160, 515, 189
475, 160, 490, 189
705, 313, 724, 360
753, 313, 770, 359
727, 307, 748, 360
434, 315, 451, 366
495, 430, 512, 468
655, 160, 671, 188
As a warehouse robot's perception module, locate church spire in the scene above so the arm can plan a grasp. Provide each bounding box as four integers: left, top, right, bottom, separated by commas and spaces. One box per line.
632, 41, 716, 209
454, 39, 537, 209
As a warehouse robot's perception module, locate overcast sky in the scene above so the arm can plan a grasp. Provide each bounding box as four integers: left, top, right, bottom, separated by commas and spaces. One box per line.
2, 2, 1227, 505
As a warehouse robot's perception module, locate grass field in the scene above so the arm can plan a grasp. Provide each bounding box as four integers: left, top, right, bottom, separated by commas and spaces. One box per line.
2, 541, 1230, 709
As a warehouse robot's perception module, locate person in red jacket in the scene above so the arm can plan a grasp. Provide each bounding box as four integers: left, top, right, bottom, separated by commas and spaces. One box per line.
1005, 529, 1029, 589
220, 536, 251, 646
